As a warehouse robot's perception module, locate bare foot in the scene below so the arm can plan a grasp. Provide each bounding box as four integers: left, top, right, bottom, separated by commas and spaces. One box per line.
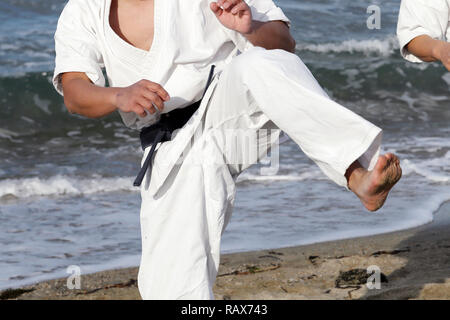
346, 153, 402, 212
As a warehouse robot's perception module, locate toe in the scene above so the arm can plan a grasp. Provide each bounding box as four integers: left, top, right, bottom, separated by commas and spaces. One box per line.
375, 154, 389, 171
396, 164, 402, 181
392, 154, 399, 163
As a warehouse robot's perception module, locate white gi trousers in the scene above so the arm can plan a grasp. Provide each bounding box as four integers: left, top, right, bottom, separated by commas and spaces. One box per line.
137, 47, 382, 300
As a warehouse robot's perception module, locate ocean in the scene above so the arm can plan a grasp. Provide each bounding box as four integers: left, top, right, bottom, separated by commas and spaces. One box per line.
0, 0, 449, 290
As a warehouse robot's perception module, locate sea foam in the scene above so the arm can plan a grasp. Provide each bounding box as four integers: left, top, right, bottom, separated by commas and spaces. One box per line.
296, 35, 399, 56
0, 175, 137, 199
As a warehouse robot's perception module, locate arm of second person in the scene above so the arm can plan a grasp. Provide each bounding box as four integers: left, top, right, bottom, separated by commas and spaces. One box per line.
407, 35, 450, 70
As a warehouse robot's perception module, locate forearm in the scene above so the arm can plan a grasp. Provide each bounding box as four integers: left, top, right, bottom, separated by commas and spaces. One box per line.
406, 35, 444, 62
61, 74, 119, 118
244, 20, 296, 53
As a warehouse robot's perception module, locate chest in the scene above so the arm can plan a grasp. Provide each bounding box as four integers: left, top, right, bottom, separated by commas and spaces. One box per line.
109, 0, 155, 52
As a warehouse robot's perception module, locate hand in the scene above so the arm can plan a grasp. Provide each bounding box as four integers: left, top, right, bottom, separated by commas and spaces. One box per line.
434, 41, 450, 71
115, 80, 170, 117
210, 0, 253, 34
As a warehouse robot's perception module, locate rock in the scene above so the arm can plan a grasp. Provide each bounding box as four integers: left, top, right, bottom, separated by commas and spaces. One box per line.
335, 269, 388, 288
308, 255, 320, 265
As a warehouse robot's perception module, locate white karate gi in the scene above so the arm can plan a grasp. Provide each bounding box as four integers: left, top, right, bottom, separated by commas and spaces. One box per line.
53, 0, 382, 299
397, 0, 450, 62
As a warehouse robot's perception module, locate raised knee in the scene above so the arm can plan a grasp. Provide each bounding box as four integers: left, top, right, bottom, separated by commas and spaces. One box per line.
232, 47, 301, 73
232, 47, 271, 69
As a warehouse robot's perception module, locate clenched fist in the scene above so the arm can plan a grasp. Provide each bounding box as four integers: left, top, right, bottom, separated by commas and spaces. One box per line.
115, 80, 170, 117
210, 0, 253, 34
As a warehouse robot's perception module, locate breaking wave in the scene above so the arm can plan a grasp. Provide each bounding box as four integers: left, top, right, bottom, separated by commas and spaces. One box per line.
0, 175, 137, 199
296, 35, 400, 56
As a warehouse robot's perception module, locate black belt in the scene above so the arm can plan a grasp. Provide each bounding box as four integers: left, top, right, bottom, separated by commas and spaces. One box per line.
133, 65, 216, 187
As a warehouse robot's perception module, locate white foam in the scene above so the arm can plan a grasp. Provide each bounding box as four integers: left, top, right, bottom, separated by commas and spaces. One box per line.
296, 35, 399, 56
0, 128, 19, 139
0, 175, 137, 199
402, 159, 450, 183
237, 170, 324, 183
442, 73, 450, 86
33, 94, 51, 114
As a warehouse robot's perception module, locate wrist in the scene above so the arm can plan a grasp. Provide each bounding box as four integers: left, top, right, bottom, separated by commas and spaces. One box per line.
241, 20, 255, 35
431, 40, 445, 62
109, 87, 122, 111
243, 19, 261, 36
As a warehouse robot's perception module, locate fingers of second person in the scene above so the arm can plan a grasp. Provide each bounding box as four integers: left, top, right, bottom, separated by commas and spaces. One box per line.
141, 80, 170, 101
142, 90, 164, 111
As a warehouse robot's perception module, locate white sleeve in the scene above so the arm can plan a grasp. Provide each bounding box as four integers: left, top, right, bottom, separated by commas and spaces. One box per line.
52, 0, 105, 95
225, 0, 291, 53
397, 0, 449, 63
246, 0, 290, 26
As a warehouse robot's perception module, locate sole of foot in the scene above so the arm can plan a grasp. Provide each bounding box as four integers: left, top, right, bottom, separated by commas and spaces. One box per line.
358, 153, 402, 212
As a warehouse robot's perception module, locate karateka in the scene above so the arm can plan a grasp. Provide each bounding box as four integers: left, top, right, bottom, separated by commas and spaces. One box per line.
53, 0, 402, 299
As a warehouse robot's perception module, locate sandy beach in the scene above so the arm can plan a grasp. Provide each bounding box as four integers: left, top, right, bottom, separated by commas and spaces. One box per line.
2, 201, 449, 300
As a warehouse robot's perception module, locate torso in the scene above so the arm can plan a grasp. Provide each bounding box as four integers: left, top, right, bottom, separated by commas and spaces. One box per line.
56, 0, 286, 129
99, 0, 245, 129
109, 0, 154, 52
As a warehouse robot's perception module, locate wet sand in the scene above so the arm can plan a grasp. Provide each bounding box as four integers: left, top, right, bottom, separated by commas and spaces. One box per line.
2, 202, 449, 300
